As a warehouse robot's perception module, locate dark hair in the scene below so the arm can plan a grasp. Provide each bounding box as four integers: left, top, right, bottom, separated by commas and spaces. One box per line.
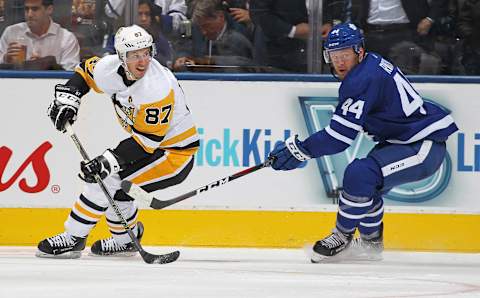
139, 0, 162, 18
24, 0, 54, 6
137, 0, 164, 41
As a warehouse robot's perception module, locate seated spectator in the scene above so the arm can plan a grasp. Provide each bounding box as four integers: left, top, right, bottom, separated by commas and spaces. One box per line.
223, 0, 270, 65
0, 0, 80, 70
424, 0, 461, 75
72, 0, 96, 25
224, 0, 253, 37
104, 0, 174, 67
105, 0, 188, 36
457, 0, 480, 75
250, 0, 308, 73
250, 0, 345, 73
350, 0, 449, 74
70, 0, 107, 60
173, 0, 255, 72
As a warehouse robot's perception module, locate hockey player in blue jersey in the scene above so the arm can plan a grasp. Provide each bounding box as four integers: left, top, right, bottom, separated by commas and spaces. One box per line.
269, 23, 458, 262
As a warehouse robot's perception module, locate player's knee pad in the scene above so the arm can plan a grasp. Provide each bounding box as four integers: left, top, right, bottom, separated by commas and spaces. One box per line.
343, 158, 383, 198
81, 174, 121, 207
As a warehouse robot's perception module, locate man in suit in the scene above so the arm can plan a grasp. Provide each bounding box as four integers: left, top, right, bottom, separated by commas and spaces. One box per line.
173, 0, 255, 71
250, 0, 346, 73
350, 0, 449, 74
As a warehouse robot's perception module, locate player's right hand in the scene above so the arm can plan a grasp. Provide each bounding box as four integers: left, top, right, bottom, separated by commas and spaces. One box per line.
5, 42, 24, 63
79, 149, 123, 183
269, 135, 311, 171
47, 84, 82, 132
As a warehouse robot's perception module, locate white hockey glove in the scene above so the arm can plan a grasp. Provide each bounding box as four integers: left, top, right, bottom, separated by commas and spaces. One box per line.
79, 149, 124, 183
47, 84, 82, 132
269, 135, 311, 170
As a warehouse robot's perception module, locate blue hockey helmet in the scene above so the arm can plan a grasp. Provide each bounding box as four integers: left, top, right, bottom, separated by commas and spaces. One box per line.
324, 23, 364, 63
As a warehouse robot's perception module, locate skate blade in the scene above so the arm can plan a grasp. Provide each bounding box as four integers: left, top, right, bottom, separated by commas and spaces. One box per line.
303, 244, 321, 263
311, 250, 383, 263
346, 252, 383, 262
35, 250, 82, 259
306, 242, 383, 263
88, 251, 138, 257
304, 244, 337, 263
310, 251, 340, 263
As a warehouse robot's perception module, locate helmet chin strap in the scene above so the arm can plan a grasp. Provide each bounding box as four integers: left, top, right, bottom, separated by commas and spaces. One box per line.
122, 62, 138, 81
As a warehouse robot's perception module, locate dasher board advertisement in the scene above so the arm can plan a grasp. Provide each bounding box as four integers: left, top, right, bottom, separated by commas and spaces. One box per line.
0, 79, 478, 214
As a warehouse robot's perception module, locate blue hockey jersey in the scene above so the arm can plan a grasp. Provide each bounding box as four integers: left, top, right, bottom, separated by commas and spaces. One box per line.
303, 52, 458, 158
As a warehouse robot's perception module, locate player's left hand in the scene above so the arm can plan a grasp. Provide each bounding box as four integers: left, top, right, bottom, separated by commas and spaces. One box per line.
269, 135, 311, 171
79, 149, 123, 183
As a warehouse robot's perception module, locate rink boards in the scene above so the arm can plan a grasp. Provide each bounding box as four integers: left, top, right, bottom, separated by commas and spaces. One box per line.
1, 208, 479, 252
1, 77, 479, 252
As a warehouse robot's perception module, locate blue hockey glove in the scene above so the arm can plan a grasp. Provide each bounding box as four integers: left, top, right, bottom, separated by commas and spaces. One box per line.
269, 135, 311, 171
79, 149, 123, 183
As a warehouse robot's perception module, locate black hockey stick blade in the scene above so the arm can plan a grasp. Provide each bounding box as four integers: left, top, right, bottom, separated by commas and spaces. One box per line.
121, 157, 274, 210
141, 249, 180, 264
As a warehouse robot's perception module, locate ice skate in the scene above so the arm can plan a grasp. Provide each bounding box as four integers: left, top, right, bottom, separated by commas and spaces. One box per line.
311, 225, 384, 263
346, 236, 384, 261
36, 232, 86, 259
311, 229, 353, 263
90, 222, 144, 256
347, 225, 384, 261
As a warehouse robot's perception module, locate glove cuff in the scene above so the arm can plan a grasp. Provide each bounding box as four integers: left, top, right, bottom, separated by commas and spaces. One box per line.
55, 85, 81, 108
103, 149, 122, 174
285, 135, 310, 162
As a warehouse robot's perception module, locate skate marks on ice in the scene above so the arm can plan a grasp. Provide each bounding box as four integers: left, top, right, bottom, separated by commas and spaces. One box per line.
0, 246, 479, 298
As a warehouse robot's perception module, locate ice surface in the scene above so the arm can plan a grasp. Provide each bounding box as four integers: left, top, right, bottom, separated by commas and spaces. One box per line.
0, 246, 479, 298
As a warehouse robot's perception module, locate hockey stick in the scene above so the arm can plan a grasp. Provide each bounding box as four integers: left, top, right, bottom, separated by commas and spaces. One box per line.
64, 123, 179, 264
121, 157, 275, 209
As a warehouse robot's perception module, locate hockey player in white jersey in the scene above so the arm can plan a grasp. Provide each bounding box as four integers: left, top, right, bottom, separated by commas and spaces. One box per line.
38, 25, 199, 258
269, 23, 458, 262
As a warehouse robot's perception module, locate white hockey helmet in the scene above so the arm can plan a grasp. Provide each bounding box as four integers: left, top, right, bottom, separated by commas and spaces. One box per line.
114, 25, 156, 72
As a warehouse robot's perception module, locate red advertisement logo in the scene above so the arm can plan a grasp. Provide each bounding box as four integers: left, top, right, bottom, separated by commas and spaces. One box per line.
0, 142, 52, 193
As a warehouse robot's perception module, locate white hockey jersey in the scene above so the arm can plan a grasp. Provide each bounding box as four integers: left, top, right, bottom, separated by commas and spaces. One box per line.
75, 55, 198, 154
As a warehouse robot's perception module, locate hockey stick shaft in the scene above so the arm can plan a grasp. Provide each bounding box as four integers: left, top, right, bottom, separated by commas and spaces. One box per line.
64, 123, 179, 264
121, 157, 274, 210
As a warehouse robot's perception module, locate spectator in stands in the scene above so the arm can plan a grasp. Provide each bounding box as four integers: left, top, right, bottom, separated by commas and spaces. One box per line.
104, 0, 174, 68
350, 0, 449, 74
224, 0, 253, 35
105, 0, 188, 36
0, 0, 80, 70
223, 0, 270, 65
173, 0, 254, 72
250, 0, 345, 73
457, 0, 480, 75
428, 0, 464, 75
72, 0, 96, 25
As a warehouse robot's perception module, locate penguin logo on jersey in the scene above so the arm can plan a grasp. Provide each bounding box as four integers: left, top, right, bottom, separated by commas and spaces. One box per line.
112, 97, 135, 131
299, 96, 452, 203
